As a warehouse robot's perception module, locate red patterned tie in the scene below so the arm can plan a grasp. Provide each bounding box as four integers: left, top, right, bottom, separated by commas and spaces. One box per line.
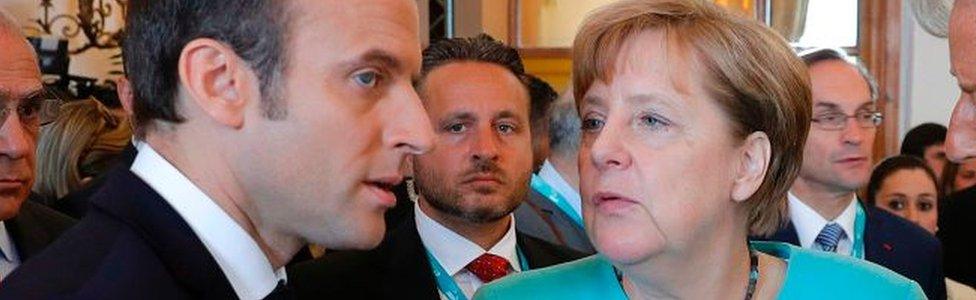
465, 253, 512, 283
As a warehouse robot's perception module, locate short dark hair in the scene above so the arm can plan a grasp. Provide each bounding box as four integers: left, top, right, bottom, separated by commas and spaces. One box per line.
797, 47, 880, 101
124, 0, 292, 135
866, 155, 941, 205
527, 75, 558, 130
901, 123, 948, 158
421, 34, 527, 85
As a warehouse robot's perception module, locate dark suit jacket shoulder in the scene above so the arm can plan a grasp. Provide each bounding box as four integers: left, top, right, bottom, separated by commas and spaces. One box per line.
939, 185, 976, 288
7, 197, 76, 261
0, 169, 236, 299
290, 207, 585, 300
515, 189, 595, 254
50, 143, 137, 219
754, 204, 946, 300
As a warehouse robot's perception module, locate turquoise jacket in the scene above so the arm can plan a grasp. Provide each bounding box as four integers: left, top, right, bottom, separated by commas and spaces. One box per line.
474, 241, 926, 299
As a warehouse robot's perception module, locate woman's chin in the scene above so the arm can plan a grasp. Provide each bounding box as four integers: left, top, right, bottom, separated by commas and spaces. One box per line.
591, 219, 667, 265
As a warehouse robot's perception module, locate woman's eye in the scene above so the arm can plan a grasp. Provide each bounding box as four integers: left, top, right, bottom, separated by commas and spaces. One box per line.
918, 201, 934, 211
887, 200, 905, 211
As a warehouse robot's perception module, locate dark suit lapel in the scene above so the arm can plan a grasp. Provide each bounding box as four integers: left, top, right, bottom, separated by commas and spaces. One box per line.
861, 206, 889, 264
517, 233, 576, 269
758, 221, 802, 246
382, 206, 440, 300
90, 169, 235, 298
6, 201, 57, 260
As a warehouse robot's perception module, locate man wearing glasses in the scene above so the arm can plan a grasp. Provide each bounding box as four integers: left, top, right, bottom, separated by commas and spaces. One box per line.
0, 9, 74, 281
754, 47, 946, 300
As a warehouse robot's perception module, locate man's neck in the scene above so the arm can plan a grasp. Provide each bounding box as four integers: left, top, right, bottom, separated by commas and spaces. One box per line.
145, 135, 302, 269
548, 153, 579, 190
791, 178, 856, 221
417, 198, 511, 250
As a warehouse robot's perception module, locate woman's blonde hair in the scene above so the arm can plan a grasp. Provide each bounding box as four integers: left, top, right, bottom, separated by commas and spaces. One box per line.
573, 0, 812, 236
34, 99, 132, 200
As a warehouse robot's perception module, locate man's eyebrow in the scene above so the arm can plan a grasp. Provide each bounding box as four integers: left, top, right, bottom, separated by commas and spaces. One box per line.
341, 49, 403, 73
0, 88, 45, 103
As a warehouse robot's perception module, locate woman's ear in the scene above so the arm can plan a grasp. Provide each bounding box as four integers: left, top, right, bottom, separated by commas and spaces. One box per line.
731, 131, 771, 202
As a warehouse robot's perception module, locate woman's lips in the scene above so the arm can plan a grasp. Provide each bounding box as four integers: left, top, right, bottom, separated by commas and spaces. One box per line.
592, 191, 639, 212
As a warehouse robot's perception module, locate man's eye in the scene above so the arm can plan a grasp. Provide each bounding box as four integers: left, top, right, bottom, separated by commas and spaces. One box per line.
447, 123, 466, 133
581, 118, 603, 131
353, 71, 379, 87
498, 124, 515, 134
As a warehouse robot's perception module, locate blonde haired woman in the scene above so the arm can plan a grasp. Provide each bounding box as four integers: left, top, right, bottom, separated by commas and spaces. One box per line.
34, 99, 131, 210
475, 0, 924, 299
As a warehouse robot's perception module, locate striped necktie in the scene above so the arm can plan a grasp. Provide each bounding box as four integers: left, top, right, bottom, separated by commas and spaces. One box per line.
814, 222, 847, 253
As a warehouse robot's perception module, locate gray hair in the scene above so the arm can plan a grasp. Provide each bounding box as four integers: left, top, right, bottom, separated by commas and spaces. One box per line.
548, 91, 581, 156
797, 47, 880, 101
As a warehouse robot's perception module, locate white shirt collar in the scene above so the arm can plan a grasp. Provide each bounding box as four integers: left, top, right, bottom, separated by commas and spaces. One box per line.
537, 160, 582, 216
788, 191, 858, 252
131, 143, 285, 300
414, 203, 521, 276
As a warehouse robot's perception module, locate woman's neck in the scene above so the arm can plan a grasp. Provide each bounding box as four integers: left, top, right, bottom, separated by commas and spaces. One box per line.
619, 225, 752, 299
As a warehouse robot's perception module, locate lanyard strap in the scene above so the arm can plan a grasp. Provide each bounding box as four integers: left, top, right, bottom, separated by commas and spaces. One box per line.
851, 201, 866, 259
530, 174, 584, 229
424, 248, 530, 300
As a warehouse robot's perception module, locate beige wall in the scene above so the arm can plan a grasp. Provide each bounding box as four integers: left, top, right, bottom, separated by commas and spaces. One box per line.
1, 0, 124, 81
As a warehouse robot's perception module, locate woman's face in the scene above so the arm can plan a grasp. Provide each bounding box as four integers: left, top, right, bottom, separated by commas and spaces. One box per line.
579, 30, 754, 265
874, 169, 938, 234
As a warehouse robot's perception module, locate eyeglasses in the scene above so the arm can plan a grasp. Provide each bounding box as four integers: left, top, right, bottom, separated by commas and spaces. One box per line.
811, 111, 883, 131
0, 99, 63, 128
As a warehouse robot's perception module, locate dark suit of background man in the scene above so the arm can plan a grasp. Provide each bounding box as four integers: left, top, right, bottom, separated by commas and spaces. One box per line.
938, 0, 976, 289
515, 83, 595, 254
291, 34, 583, 299
754, 47, 946, 300
0, 0, 435, 298
0, 9, 76, 280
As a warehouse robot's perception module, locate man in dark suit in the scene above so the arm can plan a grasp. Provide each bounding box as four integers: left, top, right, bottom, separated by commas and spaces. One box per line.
515, 88, 595, 254
0, 0, 435, 298
291, 35, 583, 299
754, 47, 946, 300
939, 0, 976, 288
0, 9, 76, 280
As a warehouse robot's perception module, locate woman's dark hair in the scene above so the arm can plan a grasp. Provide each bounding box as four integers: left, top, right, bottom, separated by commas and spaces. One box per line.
866, 155, 941, 206
901, 123, 947, 158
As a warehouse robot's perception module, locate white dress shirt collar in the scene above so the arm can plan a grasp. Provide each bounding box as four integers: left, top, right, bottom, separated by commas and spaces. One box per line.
0, 221, 20, 278
788, 191, 858, 255
537, 160, 582, 216
415, 203, 521, 276
131, 143, 285, 300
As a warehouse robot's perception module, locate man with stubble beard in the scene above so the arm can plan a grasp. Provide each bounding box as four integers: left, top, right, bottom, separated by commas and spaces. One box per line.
290, 34, 583, 300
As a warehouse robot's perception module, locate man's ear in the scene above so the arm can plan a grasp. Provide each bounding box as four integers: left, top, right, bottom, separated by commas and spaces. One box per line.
177, 38, 256, 129
731, 131, 771, 202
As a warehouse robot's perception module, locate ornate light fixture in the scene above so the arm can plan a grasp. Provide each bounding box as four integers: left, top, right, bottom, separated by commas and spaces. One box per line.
30, 0, 126, 55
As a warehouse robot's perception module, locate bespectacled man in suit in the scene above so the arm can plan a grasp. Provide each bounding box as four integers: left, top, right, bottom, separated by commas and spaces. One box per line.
0, 0, 434, 298
0, 9, 75, 281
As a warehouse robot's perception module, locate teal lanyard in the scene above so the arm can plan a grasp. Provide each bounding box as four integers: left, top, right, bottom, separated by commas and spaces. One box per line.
424, 247, 529, 300
851, 201, 866, 259
530, 174, 584, 229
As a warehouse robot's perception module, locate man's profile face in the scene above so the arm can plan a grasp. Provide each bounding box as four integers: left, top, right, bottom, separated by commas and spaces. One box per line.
413, 62, 533, 224
0, 28, 41, 220
947, 0, 976, 162
232, 0, 433, 250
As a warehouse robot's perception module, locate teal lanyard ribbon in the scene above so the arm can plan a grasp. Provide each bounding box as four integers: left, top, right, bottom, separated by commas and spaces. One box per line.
851, 200, 866, 259
424, 247, 529, 300
530, 174, 584, 229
